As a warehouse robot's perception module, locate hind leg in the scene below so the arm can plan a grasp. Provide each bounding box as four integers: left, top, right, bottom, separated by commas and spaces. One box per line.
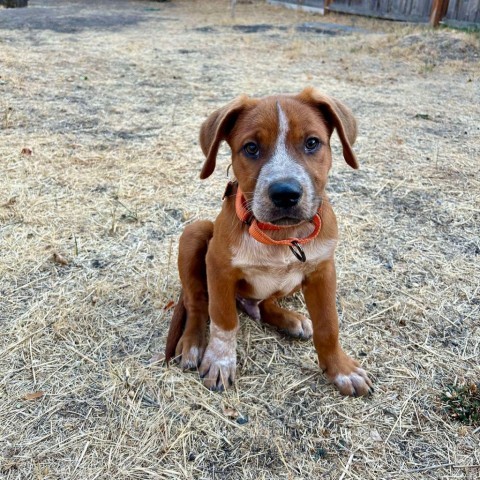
175, 220, 213, 369
259, 297, 313, 340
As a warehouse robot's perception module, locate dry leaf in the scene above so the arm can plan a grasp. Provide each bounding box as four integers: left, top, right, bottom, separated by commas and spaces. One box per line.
223, 407, 239, 419
1, 460, 18, 472
163, 300, 175, 310
24, 391, 44, 401
370, 429, 382, 442
1, 197, 17, 208
52, 252, 69, 266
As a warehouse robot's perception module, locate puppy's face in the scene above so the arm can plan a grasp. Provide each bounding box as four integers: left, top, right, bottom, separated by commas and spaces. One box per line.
227, 98, 333, 225
199, 88, 358, 224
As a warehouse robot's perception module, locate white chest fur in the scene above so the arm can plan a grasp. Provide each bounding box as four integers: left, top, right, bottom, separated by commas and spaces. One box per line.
231, 233, 337, 300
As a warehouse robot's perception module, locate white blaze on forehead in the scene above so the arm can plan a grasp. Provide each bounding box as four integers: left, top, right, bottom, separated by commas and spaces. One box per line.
267, 101, 299, 176
260, 102, 301, 179
252, 101, 316, 220
275, 101, 289, 159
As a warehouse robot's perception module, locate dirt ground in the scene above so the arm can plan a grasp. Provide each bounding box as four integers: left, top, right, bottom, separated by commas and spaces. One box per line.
1, 0, 479, 479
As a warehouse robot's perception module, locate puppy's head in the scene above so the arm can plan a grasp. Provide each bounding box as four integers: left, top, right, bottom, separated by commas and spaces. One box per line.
199, 87, 358, 225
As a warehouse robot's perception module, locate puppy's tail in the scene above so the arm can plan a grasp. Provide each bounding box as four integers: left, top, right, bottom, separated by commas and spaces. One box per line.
165, 290, 187, 363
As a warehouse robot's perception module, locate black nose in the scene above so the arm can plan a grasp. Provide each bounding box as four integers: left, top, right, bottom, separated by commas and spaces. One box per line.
268, 180, 303, 208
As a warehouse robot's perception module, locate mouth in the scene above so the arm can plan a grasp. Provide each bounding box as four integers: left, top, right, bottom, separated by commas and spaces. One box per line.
268, 216, 305, 227
255, 207, 311, 226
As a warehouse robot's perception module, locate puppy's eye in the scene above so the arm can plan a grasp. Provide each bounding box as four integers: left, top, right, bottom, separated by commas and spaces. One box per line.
243, 142, 259, 158
305, 137, 321, 153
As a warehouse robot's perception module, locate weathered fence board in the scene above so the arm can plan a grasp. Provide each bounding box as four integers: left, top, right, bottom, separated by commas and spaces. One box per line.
326, 0, 435, 22
270, 0, 479, 26
444, 0, 480, 25
268, 0, 325, 13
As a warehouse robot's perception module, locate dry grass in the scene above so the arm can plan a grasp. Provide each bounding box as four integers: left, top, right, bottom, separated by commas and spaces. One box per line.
1, 0, 479, 478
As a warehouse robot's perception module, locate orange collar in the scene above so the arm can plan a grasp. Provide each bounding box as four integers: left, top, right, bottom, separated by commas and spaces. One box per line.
233, 184, 322, 262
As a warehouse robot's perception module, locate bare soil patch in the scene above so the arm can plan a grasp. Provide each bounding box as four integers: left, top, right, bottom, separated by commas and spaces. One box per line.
1, 0, 479, 479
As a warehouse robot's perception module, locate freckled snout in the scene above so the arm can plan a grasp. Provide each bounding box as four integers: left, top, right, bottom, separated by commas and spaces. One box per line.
268, 179, 303, 209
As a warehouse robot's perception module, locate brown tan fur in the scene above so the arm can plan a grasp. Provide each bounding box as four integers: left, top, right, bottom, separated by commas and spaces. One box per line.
165, 87, 373, 396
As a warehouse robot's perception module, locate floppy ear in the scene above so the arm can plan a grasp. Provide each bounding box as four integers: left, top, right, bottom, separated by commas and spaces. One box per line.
199, 96, 250, 179
297, 87, 359, 169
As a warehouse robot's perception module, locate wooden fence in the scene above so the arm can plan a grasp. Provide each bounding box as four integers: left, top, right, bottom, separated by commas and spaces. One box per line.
325, 0, 435, 23
444, 0, 480, 25
269, 0, 480, 26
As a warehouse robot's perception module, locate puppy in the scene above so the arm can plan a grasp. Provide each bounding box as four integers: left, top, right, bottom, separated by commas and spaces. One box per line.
165, 87, 373, 396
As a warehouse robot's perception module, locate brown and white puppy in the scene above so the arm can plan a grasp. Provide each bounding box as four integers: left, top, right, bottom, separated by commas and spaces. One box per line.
165, 87, 373, 396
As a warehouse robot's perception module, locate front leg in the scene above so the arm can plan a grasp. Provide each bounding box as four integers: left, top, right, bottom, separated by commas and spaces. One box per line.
303, 259, 373, 397
199, 253, 238, 391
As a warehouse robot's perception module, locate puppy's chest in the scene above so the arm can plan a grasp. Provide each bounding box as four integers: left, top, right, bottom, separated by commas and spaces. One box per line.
231, 234, 336, 300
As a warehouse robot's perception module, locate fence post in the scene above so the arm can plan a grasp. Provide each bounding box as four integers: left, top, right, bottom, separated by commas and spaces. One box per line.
430, 0, 449, 27
324, 0, 333, 15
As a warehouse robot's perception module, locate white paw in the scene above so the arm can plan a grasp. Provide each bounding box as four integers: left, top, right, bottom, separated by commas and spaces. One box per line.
175, 334, 205, 370
333, 367, 373, 397
285, 316, 313, 339
199, 346, 236, 391
298, 317, 313, 339
199, 324, 237, 391
179, 346, 203, 370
